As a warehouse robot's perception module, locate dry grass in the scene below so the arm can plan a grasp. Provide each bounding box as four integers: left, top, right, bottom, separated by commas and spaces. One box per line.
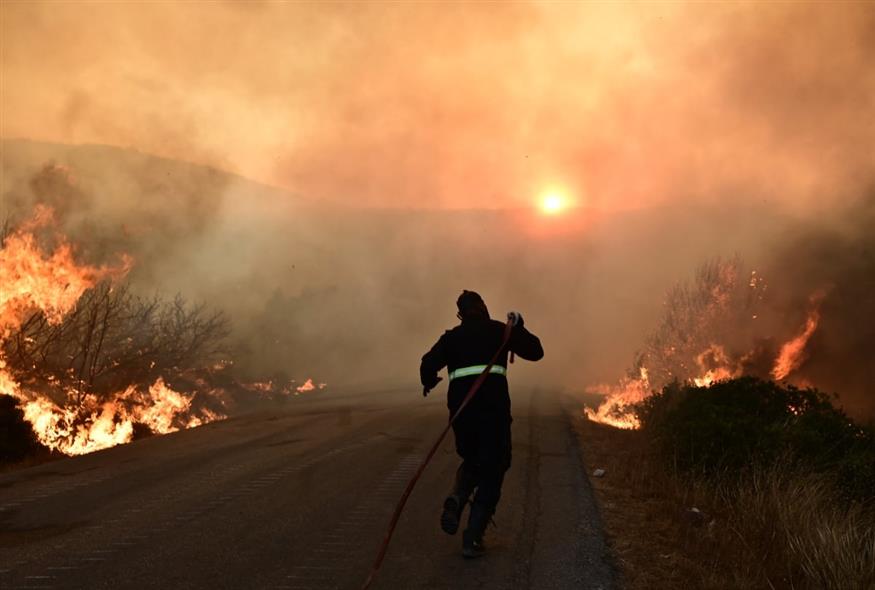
573, 413, 875, 589
730, 471, 875, 590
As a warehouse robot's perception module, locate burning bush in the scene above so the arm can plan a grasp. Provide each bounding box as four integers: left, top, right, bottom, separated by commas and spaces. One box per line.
1, 201, 326, 460
636, 377, 875, 501
586, 257, 828, 429
638, 257, 769, 388
581, 245, 875, 588
4, 280, 230, 398
0, 205, 232, 456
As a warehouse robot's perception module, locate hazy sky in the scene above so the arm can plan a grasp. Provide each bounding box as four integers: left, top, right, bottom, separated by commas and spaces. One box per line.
2, 1, 873, 209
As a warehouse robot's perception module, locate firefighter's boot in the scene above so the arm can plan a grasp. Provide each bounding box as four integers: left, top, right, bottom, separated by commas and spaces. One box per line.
441, 464, 477, 535
461, 503, 490, 558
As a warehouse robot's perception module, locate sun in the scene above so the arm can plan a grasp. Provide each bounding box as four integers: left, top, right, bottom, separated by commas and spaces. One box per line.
539, 190, 567, 215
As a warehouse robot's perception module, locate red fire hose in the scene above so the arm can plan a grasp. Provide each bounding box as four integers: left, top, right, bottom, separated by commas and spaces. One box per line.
360, 319, 514, 590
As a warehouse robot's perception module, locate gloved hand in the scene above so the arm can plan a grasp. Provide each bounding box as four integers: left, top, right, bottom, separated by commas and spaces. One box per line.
423, 376, 443, 397
507, 311, 524, 328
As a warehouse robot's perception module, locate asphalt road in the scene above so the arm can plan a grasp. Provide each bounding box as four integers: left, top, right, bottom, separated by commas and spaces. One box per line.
0, 387, 615, 590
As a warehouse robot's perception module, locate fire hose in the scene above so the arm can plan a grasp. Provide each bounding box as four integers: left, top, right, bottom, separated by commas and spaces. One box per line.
360, 317, 514, 590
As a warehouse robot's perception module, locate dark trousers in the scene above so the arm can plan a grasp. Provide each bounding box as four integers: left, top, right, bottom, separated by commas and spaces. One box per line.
450, 410, 512, 515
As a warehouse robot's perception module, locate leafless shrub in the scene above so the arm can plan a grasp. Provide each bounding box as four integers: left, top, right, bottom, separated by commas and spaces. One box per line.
637, 256, 768, 389
3, 280, 230, 400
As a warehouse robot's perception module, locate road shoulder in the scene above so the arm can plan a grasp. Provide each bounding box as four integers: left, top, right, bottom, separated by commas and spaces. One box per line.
530, 391, 616, 590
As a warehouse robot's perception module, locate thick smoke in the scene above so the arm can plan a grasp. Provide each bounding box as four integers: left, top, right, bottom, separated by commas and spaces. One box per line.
1, 141, 231, 278
1, 3, 873, 415
2, 3, 873, 209
762, 192, 875, 418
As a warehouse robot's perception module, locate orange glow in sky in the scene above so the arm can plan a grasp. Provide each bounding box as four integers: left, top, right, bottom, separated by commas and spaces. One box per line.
1, 2, 871, 211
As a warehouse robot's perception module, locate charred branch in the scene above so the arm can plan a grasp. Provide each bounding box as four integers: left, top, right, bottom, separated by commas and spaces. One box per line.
2, 280, 230, 401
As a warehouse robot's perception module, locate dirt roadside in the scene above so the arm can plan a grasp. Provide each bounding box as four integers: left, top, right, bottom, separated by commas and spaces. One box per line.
570, 412, 723, 590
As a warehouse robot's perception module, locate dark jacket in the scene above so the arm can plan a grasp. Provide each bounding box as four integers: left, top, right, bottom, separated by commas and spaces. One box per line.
420, 317, 543, 417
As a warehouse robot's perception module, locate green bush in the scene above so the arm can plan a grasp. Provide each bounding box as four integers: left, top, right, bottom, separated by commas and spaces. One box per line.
635, 377, 875, 500
0, 394, 48, 464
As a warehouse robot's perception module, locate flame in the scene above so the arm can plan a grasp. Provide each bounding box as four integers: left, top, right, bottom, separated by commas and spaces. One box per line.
692, 344, 740, 387
249, 380, 274, 393
585, 292, 826, 429
584, 367, 649, 429
771, 304, 821, 381
585, 344, 744, 429
0, 206, 223, 456
242, 377, 326, 397
582, 258, 826, 429
21, 393, 135, 456
16, 378, 216, 455
584, 351, 740, 429
296, 378, 316, 393
0, 205, 129, 332
692, 368, 733, 387
130, 377, 193, 434
0, 359, 20, 397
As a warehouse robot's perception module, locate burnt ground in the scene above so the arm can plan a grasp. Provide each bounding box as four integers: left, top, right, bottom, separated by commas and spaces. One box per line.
0, 388, 615, 590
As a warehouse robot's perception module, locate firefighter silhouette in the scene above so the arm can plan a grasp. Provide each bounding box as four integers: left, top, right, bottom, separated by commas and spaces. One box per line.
420, 290, 543, 557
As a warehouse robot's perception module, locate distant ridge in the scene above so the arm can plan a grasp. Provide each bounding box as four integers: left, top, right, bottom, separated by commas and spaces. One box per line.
0, 138, 307, 209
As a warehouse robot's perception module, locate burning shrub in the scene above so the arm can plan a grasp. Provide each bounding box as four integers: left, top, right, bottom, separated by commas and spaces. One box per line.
638, 257, 769, 388
587, 257, 829, 429
636, 377, 875, 501
1, 205, 235, 456
4, 280, 230, 397
0, 279, 234, 455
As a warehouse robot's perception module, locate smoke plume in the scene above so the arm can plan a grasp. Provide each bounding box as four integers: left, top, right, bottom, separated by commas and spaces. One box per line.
2, 2, 873, 418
